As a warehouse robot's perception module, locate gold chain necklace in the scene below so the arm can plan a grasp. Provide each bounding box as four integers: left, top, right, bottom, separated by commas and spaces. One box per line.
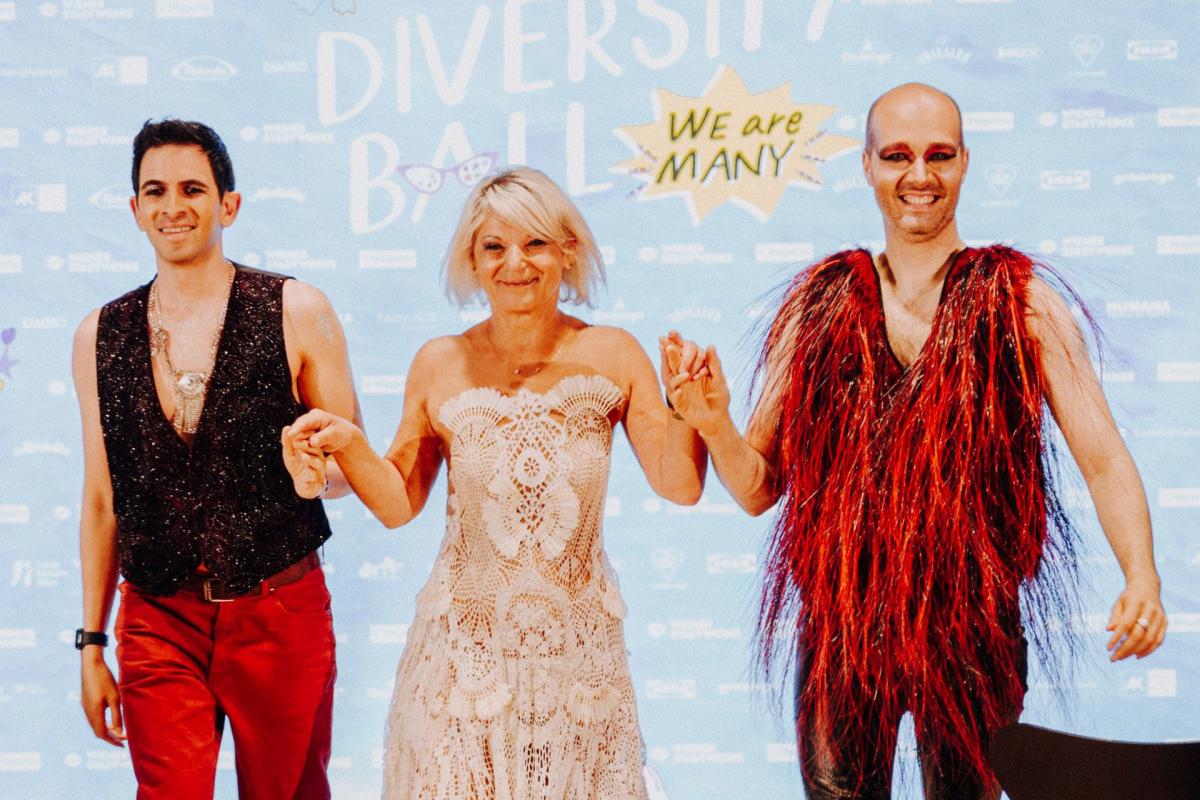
147, 263, 235, 435
485, 319, 571, 377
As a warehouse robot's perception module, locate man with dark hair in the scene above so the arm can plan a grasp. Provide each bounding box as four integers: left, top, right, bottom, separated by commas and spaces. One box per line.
663, 83, 1166, 798
73, 118, 361, 799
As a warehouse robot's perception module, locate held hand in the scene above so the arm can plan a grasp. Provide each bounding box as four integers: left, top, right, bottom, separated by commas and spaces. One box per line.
81, 656, 124, 747
664, 344, 732, 437
1105, 578, 1167, 661
286, 408, 359, 455
281, 425, 328, 499
659, 330, 710, 385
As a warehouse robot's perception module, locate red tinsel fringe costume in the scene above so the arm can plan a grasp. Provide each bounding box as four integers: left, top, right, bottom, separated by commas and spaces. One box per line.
757, 245, 1080, 789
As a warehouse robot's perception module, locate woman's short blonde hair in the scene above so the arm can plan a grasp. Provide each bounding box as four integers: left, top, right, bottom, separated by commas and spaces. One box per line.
443, 166, 605, 306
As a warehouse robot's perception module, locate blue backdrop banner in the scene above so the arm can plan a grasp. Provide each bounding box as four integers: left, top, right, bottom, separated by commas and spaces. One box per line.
1, 1, 1197, 798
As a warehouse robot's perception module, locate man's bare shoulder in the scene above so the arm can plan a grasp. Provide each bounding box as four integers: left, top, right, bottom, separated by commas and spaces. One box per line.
73, 309, 102, 353
281, 279, 335, 322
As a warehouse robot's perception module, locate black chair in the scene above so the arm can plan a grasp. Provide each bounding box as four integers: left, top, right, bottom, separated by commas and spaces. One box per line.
989, 722, 1200, 800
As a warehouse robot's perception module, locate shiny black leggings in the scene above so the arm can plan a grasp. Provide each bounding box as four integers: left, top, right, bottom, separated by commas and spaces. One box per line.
794, 641, 1027, 800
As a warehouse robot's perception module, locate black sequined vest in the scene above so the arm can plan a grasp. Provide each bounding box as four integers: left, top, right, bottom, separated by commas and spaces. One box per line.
96, 266, 332, 596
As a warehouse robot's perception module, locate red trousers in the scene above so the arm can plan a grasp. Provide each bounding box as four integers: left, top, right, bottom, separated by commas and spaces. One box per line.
115, 567, 336, 800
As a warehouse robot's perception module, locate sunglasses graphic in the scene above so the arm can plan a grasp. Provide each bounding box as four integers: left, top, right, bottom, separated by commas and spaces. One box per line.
396, 152, 498, 194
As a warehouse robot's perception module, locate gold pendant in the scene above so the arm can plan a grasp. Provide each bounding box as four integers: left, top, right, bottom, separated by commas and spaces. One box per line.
176, 371, 207, 398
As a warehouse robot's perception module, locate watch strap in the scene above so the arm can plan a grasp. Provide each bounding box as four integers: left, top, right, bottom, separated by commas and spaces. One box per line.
75, 629, 108, 650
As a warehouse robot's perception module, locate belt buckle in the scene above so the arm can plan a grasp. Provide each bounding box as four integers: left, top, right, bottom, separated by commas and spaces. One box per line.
201, 577, 235, 603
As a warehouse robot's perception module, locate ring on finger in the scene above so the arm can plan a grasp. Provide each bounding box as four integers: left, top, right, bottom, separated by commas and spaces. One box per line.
1135, 617, 1150, 630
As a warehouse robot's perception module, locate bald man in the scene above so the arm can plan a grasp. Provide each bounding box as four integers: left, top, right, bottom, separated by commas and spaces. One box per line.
663, 84, 1166, 798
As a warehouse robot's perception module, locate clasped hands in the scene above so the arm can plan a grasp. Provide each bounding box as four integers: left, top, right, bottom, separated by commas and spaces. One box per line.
281, 409, 359, 500
657, 330, 731, 437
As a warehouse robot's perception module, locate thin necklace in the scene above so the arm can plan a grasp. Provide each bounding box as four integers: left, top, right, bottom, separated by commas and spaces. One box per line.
485, 318, 571, 377
148, 262, 236, 435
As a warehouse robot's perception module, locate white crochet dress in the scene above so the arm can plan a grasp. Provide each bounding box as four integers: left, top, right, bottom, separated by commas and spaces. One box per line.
382, 374, 648, 800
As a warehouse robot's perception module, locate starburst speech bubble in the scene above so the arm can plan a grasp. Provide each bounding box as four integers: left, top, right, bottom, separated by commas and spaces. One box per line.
614, 65, 859, 224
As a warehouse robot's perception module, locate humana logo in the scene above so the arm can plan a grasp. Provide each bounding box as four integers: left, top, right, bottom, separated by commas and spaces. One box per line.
172, 56, 237, 81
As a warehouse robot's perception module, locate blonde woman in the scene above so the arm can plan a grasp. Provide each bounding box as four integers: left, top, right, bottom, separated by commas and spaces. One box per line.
284, 167, 707, 799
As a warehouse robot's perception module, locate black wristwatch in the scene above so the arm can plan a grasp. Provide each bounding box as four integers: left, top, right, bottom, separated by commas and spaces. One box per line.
74, 629, 108, 650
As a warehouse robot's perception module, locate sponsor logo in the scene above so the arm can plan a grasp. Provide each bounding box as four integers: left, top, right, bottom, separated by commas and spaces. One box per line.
666, 306, 722, 324
963, 111, 1014, 132
1157, 363, 1200, 383
361, 375, 406, 395
245, 187, 305, 204
638, 243, 735, 266
706, 553, 757, 574
1069, 34, 1104, 69
242, 123, 334, 145
593, 299, 646, 325
357, 557, 402, 580
13, 440, 70, 454
358, 249, 415, 270
1113, 172, 1174, 187
0, 128, 17, 147
1156, 235, 1200, 255
0, 629, 35, 647
1039, 236, 1133, 258
1131, 428, 1200, 439
983, 164, 1017, 204
156, 0, 212, 17
1171, 612, 1200, 631
172, 56, 237, 81
663, 743, 746, 764
0, 255, 20, 274
1106, 300, 1170, 318
88, 185, 127, 210
755, 242, 814, 263
1157, 107, 1200, 128
1039, 170, 1091, 190
644, 678, 696, 700
52, 252, 138, 273
0, 505, 30, 524
9, 184, 66, 213
92, 56, 148, 85
767, 743, 798, 764
1126, 40, 1177, 61
994, 44, 1040, 63
715, 681, 770, 696
1122, 669, 1177, 698
833, 175, 868, 193
373, 311, 439, 330
9, 559, 69, 588
650, 547, 685, 584
841, 39, 893, 65
46, 126, 129, 147
55, 0, 134, 20
1159, 488, 1200, 506
650, 619, 742, 641
368, 624, 409, 645
0, 752, 40, 771
918, 40, 971, 65
263, 61, 308, 74
1042, 108, 1134, 129
264, 249, 334, 271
